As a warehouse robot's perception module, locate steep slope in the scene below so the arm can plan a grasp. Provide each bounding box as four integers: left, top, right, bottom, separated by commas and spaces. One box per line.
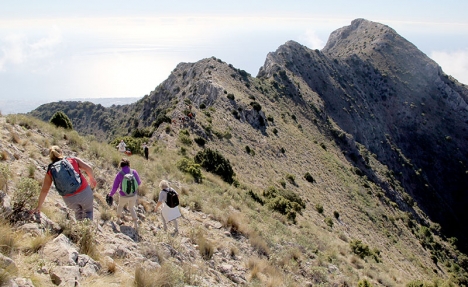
258, 18, 468, 252
25, 18, 468, 285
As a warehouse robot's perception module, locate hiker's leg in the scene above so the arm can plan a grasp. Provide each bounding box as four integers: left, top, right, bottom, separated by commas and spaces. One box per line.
79, 186, 94, 220
116, 196, 128, 219
127, 195, 138, 227
63, 186, 93, 220
161, 213, 167, 231
173, 219, 178, 233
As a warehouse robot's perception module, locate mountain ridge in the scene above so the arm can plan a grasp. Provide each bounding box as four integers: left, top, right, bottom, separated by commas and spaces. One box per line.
26, 18, 468, 284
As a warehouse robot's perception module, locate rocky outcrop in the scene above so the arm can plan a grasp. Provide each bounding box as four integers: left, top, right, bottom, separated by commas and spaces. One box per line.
258, 19, 468, 251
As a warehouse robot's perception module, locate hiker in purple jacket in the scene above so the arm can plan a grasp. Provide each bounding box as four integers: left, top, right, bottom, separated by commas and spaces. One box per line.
107, 158, 142, 229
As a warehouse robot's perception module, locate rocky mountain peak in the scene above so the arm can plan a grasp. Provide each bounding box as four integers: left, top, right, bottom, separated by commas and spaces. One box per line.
256, 19, 468, 253
24, 18, 468, 285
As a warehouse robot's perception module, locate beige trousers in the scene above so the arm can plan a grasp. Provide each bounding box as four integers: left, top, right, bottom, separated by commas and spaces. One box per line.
117, 195, 138, 223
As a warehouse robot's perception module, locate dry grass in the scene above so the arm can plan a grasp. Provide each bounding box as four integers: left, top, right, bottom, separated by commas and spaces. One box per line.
277, 247, 303, 268
248, 232, 270, 257
105, 260, 116, 274
224, 213, 241, 234
0, 150, 8, 161
22, 232, 54, 254
0, 163, 11, 190
0, 262, 17, 287
0, 111, 461, 286
246, 257, 284, 286
137, 184, 148, 197
197, 232, 214, 260
134, 262, 182, 287
99, 207, 113, 221
182, 262, 202, 286
350, 255, 365, 269
11, 131, 21, 144
0, 221, 18, 256
138, 199, 153, 212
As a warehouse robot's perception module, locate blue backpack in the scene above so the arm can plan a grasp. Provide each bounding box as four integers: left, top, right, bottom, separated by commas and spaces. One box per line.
49, 158, 82, 196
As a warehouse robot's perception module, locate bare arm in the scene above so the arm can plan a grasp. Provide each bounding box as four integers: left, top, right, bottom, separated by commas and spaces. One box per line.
154, 201, 162, 212
75, 157, 97, 189
33, 173, 53, 213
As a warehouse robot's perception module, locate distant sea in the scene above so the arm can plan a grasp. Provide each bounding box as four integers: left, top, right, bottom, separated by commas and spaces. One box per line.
0, 97, 141, 115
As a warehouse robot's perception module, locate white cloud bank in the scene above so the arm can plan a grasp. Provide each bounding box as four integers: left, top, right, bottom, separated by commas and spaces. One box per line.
300, 29, 325, 50
0, 26, 62, 73
431, 49, 468, 85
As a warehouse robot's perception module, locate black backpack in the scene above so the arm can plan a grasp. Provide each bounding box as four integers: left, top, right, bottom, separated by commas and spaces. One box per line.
164, 188, 179, 208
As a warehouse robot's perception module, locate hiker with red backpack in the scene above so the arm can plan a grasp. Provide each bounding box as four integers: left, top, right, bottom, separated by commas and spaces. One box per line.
107, 158, 141, 229
33, 145, 97, 221
154, 180, 180, 235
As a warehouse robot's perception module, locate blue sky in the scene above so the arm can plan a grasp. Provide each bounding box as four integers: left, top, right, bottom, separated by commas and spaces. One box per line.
1, 1, 468, 114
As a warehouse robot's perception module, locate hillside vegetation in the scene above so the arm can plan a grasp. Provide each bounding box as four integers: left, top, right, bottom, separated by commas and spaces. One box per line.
1, 108, 466, 286
18, 18, 468, 286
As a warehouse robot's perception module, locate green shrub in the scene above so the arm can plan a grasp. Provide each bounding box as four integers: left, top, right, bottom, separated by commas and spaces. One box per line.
194, 137, 206, 147
153, 113, 171, 128
333, 211, 340, 219
272, 128, 278, 135
266, 196, 299, 223
132, 127, 153, 138
247, 190, 264, 205
350, 239, 371, 259
304, 172, 315, 183
324, 217, 333, 227
227, 93, 235, 100
349, 239, 381, 262
49, 111, 73, 130
199, 103, 206, 109
263, 186, 305, 222
267, 115, 274, 122
405, 280, 433, 287
250, 101, 262, 111
109, 136, 147, 155
232, 110, 240, 119
245, 145, 255, 155
178, 130, 193, 145
285, 173, 295, 184
177, 158, 203, 183
358, 279, 374, 287
279, 179, 286, 188
194, 148, 235, 184
315, 203, 324, 214
9, 178, 40, 223
264, 186, 305, 209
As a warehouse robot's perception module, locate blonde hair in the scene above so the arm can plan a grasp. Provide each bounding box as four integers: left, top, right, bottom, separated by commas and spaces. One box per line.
159, 180, 169, 189
49, 146, 64, 162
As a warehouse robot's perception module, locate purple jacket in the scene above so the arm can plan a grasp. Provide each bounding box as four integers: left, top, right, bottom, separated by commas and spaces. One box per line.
109, 166, 142, 197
